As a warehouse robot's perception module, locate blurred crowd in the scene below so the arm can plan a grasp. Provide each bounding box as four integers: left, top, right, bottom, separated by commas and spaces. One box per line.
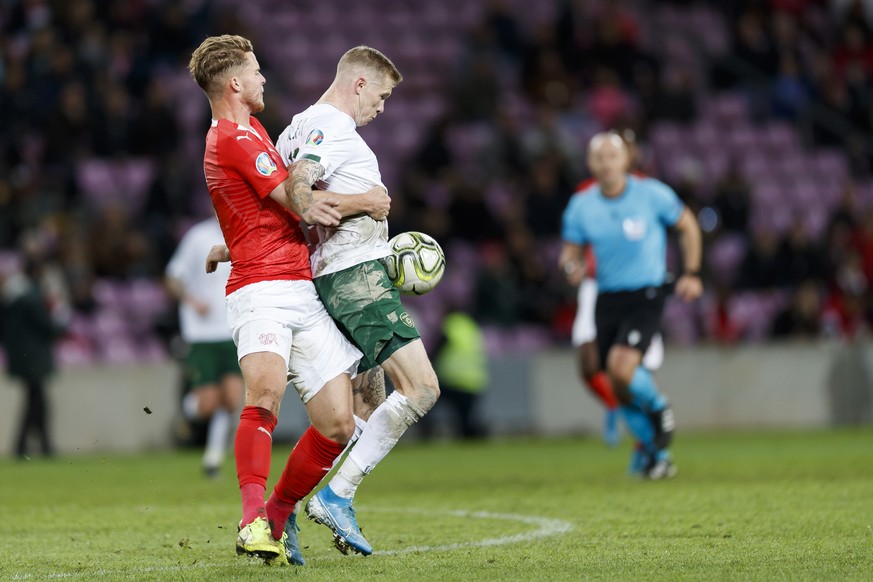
2, 0, 873, 368
390, 0, 873, 345
1, 1, 212, 317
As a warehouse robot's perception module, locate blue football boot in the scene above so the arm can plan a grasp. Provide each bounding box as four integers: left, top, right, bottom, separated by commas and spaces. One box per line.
628, 441, 651, 477
305, 486, 372, 556
280, 512, 305, 566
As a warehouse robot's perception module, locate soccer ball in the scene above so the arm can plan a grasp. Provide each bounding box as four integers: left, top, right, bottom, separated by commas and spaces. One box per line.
382, 231, 446, 296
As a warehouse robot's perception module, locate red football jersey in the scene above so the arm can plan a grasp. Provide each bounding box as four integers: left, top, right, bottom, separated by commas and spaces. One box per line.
204, 116, 311, 295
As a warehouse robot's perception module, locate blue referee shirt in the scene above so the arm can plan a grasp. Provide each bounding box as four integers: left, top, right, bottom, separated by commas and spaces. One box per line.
561, 175, 684, 292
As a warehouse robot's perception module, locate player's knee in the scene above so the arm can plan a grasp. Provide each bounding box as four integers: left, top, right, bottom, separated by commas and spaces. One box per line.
420, 372, 440, 409
244, 384, 285, 415
195, 388, 220, 417
221, 384, 243, 411
319, 414, 355, 445
607, 372, 633, 404
402, 375, 439, 416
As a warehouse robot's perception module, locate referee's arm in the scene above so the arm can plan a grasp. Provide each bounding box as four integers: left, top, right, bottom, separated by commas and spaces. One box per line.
558, 242, 588, 286
672, 208, 703, 302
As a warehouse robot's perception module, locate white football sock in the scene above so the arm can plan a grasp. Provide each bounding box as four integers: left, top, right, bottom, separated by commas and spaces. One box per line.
329, 392, 423, 499
203, 408, 231, 468
182, 391, 200, 420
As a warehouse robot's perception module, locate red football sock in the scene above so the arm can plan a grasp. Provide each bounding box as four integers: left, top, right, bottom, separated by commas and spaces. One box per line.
587, 371, 620, 410
265, 426, 345, 539
235, 406, 277, 526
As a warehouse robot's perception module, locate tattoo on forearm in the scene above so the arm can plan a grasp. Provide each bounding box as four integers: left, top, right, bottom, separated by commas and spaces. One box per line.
354, 368, 387, 408
288, 160, 325, 215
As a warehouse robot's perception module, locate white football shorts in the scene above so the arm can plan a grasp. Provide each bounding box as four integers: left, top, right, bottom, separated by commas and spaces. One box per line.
571, 278, 599, 347
226, 279, 362, 403
571, 278, 664, 371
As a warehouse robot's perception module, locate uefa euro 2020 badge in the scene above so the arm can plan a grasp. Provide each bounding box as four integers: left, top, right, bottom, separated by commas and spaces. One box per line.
306, 129, 324, 146
255, 152, 277, 176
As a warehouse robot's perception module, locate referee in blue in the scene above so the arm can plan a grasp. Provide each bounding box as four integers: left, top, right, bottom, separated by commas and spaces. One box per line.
559, 132, 703, 479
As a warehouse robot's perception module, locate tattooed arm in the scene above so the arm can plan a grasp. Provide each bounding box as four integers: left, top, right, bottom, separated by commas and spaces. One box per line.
283, 159, 391, 221
352, 367, 387, 421
266, 159, 340, 226
312, 187, 391, 221
287, 158, 325, 218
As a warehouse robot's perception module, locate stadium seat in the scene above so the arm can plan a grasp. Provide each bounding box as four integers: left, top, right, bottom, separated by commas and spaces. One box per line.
704, 93, 749, 126
55, 337, 95, 367
707, 234, 747, 286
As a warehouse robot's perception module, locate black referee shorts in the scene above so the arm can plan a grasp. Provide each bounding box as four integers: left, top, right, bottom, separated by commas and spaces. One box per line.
595, 285, 667, 369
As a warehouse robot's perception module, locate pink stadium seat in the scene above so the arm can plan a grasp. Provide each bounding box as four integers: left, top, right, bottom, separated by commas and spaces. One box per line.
55, 337, 95, 367
804, 207, 829, 240
701, 151, 730, 183
792, 181, 821, 207
0, 250, 22, 275
91, 279, 127, 312
762, 122, 801, 153
481, 325, 506, 357
138, 336, 169, 363
704, 93, 749, 126
727, 125, 759, 154
740, 153, 771, 181
649, 122, 684, 151
707, 234, 747, 285
126, 279, 170, 318
774, 152, 807, 180
512, 325, 553, 352
662, 296, 699, 345
813, 149, 849, 181
691, 121, 720, 151
100, 336, 140, 365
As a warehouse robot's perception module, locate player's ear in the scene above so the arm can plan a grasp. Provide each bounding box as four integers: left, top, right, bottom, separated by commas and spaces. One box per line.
355, 76, 366, 95
229, 75, 241, 93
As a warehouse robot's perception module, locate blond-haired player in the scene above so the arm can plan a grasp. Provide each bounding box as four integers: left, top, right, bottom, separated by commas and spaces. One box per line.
188, 35, 389, 566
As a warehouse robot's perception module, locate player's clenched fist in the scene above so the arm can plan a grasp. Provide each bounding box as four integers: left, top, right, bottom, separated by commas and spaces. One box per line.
365, 185, 391, 221
302, 198, 343, 226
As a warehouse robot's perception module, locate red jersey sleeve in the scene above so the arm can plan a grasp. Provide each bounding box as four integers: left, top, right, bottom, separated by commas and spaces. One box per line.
219, 128, 288, 200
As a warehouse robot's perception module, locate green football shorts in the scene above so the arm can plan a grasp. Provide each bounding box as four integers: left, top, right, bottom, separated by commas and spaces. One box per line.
314, 260, 420, 372
185, 340, 241, 387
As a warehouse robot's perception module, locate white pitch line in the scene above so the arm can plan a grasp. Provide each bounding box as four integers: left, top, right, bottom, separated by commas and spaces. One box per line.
8, 508, 573, 580
369, 508, 574, 556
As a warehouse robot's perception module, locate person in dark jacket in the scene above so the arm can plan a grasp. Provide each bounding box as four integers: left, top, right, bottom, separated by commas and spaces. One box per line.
1, 265, 65, 458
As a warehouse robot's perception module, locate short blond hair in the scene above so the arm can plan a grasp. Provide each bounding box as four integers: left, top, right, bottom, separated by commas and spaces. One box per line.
188, 35, 253, 96
338, 45, 402, 85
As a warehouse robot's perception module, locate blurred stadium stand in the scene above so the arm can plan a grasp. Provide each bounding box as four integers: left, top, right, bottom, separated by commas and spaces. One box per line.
2, 0, 873, 371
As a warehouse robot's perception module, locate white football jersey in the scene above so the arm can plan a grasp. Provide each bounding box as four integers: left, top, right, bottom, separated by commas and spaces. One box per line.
276, 103, 390, 278
165, 218, 232, 342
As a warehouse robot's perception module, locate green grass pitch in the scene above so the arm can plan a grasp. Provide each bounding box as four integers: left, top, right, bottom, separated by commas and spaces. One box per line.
2, 428, 871, 581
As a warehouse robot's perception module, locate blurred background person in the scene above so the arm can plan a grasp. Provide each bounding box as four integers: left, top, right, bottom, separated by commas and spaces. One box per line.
560, 132, 703, 479
1, 258, 67, 459
771, 279, 823, 339
428, 309, 489, 440
165, 217, 243, 478
563, 129, 665, 448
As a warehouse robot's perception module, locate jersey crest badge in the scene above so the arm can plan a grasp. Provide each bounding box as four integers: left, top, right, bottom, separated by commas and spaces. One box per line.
622, 217, 647, 241
255, 152, 277, 176
306, 129, 324, 145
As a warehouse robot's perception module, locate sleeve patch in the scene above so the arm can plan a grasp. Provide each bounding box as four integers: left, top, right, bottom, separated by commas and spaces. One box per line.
255, 152, 278, 176
301, 153, 321, 163
306, 129, 324, 145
